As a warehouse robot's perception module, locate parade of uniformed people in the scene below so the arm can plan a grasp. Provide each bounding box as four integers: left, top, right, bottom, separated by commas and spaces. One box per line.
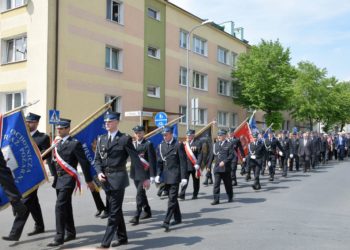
1, 1, 350, 250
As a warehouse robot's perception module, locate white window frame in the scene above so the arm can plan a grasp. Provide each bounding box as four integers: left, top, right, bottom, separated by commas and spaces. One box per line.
105, 95, 122, 115
179, 29, 188, 49
179, 105, 187, 124
147, 85, 160, 98
0, 0, 27, 12
1, 35, 27, 64
179, 67, 187, 86
217, 46, 229, 65
147, 7, 160, 21
193, 36, 207, 56
231, 82, 239, 98
5, 92, 25, 112
196, 108, 208, 126
231, 51, 238, 68
105, 46, 122, 72
192, 71, 208, 91
217, 111, 229, 127
217, 78, 231, 96
106, 0, 124, 25
147, 46, 160, 59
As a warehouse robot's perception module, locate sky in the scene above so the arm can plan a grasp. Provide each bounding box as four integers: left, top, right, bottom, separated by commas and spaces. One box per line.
169, 0, 350, 81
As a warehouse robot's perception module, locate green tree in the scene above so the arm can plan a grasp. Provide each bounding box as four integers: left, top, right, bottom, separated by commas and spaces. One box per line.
232, 40, 296, 130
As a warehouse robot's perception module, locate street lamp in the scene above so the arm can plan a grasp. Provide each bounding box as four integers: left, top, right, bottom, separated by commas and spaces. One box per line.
186, 19, 212, 131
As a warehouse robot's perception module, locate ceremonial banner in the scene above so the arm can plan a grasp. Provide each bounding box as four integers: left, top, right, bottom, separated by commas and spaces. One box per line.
72, 112, 106, 184
234, 122, 254, 159
194, 122, 213, 169
0, 111, 47, 210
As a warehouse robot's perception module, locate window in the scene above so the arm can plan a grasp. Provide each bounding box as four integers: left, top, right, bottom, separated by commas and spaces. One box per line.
105, 46, 122, 71
1, 0, 27, 11
193, 36, 207, 56
217, 111, 229, 127
179, 29, 188, 49
217, 46, 229, 64
196, 108, 207, 125
105, 95, 121, 113
147, 7, 160, 20
232, 113, 238, 127
147, 85, 160, 98
231, 82, 239, 98
192, 71, 208, 90
5, 92, 24, 112
106, 0, 123, 24
217, 79, 231, 96
179, 67, 187, 86
231, 52, 238, 68
1, 36, 27, 64
147, 46, 160, 59
179, 106, 187, 123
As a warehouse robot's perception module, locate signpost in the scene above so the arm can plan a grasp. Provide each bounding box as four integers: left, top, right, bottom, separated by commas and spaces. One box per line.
49, 109, 60, 139
154, 112, 168, 128
124, 111, 153, 125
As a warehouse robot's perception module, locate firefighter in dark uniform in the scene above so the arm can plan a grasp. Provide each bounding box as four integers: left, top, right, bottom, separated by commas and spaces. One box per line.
0, 151, 27, 218
247, 132, 265, 190
129, 125, 156, 226
155, 126, 187, 232
47, 118, 95, 247
279, 131, 292, 177
264, 130, 284, 181
228, 127, 245, 186
95, 111, 143, 248
3, 113, 50, 241
289, 132, 300, 171
298, 131, 312, 172
179, 129, 203, 200
208, 129, 234, 205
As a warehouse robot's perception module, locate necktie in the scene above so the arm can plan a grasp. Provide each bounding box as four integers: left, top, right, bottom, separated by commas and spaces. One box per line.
107, 135, 112, 147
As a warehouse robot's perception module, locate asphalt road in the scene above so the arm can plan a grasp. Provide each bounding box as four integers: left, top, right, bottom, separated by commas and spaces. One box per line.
1, 159, 350, 250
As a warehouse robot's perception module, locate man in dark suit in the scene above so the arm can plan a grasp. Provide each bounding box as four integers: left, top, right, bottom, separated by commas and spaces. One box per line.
0, 151, 27, 217
3, 113, 50, 241
298, 132, 312, 172
179, 129, 203, 200
155, 126, 187, 232
95, 111, 143, 248
264, 130, 284, 181
129, 125, 156, 226
228, 128, 245, 186
279, 131, 291, 177
47, 118, 95, 247
208, 129, 234, 205
289, 132, 300, 171
310, 132, 321, 168
247, 132, 265, 190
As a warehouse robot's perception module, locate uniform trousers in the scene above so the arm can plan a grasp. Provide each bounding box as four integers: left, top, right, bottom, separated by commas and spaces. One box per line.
164, 184, 181, 224
134, 180, 151, 217
55, 188, 75, 242
180, 170, 199, 197
213, 172, 233, 202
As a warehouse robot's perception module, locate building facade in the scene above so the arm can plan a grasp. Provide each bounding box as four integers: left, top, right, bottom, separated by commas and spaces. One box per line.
1, 0, 285, 137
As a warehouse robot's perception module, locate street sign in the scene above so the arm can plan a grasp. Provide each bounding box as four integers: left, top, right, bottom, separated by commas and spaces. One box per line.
154, 112, 168, 128
124, 111, 153, 117
49, 109, 60, 124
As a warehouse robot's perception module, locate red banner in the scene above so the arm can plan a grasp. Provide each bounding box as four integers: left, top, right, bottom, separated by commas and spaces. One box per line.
233, 122, 253, 159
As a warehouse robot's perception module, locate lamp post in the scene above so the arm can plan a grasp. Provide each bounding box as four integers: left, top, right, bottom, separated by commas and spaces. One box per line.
186, 19, 212, 131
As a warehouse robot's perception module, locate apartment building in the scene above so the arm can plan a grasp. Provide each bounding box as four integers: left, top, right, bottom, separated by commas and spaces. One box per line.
0, 0, 256, 136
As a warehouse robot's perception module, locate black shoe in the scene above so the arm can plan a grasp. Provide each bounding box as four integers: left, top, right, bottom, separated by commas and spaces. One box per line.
245, 175, 251, 181
191, 195, 198, 200
178, 194, 185, 200
64, 235, 76, 242
163, 192, 169, 196
282, 173, 287, 177
208, 178, 213, 184
211, 200, 219, 205
161, 223, 170, 232
170, 220, 182, 226
2, 235, 19, 241
269, 176, 274, 181
140, 212, 152, 220
252, 183, 261, 190
129, 216, 139, 225
95, 210, 103, 217
202, 177, 208, 186
100, 210, 109, 219
97, 244, 109, 249
27, 228, 45, 236
47, 240, 63, 247
111, 239, 128, 247
228, 198, 233, 203
232, 180, 237, 186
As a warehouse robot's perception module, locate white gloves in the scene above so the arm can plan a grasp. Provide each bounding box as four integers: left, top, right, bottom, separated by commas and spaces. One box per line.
155, 176, 160, 184
98, 173, 106, 182
181, 179, 188, 187
194, 164, 200, 170
242, 157, 246, 162
279, 151, 283, 156
150, 177, 155, 184
290, 154, 293, 158
268, 161, 271, 167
